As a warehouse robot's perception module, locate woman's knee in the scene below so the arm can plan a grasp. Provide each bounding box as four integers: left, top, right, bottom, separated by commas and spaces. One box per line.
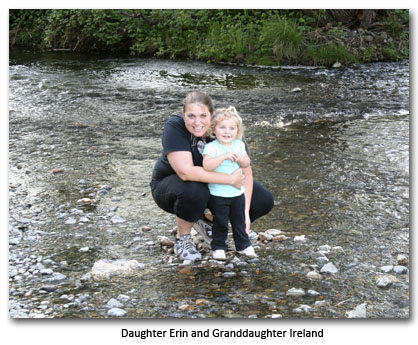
250, 181, 274, 221
175, 181, 210, 221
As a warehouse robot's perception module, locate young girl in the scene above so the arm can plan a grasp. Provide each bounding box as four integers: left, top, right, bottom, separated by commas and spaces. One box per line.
202, 106, 257, 260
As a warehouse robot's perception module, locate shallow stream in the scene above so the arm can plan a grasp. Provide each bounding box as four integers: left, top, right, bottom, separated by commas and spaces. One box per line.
9, 49, 409, 318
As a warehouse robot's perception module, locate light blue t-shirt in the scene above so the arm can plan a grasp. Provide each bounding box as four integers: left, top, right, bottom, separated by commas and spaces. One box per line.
203, 139, 246, 197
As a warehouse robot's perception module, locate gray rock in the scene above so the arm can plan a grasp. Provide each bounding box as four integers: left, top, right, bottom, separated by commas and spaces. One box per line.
346, 303, 367, 318
294, 235, 307, 242
223, 272, 236, 278
47, 273, 67, 282
307, 289, 320, 297
107, 307, 127, 317
65, 217, 76, 225
306, 271, 323, 280
397, 254, 408, 266
318, 245, 331, 253
320, 262, 338, 274
118, 294, 130, 303
106, 298, 123, 309
111, 215, 125, 224
258, 232, 273, 241
393, 265, 408, 274
380, 265, 393, 273
40, 268, 53, 275
286, 288, 305, 297
376, 275, 398, 288
316, 256, 329, 266
90, 259, 145, 280
293, 304, 312, 313
265, 229, 283, 236
40, 285, 58, 292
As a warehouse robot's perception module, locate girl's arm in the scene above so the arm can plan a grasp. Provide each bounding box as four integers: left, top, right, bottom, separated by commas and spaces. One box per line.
237, 153, 251, 169
167, 151, 244, 189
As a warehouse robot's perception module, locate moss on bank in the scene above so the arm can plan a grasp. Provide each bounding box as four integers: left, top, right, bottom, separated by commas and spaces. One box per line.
9, 9, 409, 67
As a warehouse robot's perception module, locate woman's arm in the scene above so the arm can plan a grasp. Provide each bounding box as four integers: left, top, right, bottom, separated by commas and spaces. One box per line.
242, 165, 254, 233
203, 152, 238, 171
167, 151, 244, 189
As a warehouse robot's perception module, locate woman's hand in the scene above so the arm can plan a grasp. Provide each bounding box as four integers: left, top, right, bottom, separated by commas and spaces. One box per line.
231, 168, 245, 189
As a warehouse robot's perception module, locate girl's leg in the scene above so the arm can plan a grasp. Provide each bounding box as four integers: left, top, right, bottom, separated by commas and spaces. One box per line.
229, 194, 252, 251
208, 196, 230, 251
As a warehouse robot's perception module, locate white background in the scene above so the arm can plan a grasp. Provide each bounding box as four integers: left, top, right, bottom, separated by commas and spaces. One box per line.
2, 1, 415, 344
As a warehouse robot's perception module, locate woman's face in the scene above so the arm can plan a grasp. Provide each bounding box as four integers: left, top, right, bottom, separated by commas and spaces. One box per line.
182, 103, 211, 138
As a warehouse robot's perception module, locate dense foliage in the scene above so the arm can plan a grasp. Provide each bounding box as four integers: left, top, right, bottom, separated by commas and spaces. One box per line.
9, 9, 409, 66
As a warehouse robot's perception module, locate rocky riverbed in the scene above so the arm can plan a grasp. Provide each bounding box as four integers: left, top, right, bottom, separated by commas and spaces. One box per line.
9, 164, 409, 318
9, 53, 409, 318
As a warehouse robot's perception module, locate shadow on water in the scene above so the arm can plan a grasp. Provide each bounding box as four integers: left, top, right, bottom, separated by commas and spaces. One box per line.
9, 49, 409, 318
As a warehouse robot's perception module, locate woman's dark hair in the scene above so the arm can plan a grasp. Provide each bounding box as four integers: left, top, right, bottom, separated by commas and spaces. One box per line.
182, 91, 215, 115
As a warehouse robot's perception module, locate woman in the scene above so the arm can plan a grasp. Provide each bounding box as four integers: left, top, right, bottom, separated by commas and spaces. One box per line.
150, 91, 273, 261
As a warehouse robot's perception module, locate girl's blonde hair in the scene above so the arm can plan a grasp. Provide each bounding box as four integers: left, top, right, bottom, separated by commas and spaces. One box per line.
211, 106, 244, 139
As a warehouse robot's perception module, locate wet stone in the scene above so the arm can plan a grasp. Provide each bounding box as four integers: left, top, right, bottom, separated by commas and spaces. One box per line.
40, 285, 58, 292
107, 307, 127, 317
376, 275, 398, 288
111, 215, 125, 224
393, 265, 408, 274
346, 303, 367, 318
286, 288, 305, 297
320, 262, 338, 274
107, 298, 123, 309
397, 254, 408, 266
380, 265, 394, 273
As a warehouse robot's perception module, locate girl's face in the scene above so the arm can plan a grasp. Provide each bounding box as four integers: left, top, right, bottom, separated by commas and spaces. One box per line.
213, 118, 238, 146
182, 103, 211, 138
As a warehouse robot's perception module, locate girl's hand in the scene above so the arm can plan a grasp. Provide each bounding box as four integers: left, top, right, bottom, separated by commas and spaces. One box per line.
224, 152, 239, 162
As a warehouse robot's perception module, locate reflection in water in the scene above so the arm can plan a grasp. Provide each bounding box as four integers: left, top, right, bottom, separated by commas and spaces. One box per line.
9, 49, 409, 318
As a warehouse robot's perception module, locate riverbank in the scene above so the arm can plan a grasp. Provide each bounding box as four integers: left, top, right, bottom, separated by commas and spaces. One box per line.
9, 9, 409, 66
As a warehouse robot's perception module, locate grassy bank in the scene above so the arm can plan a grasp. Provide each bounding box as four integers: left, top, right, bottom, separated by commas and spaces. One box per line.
9, 9, 409, 66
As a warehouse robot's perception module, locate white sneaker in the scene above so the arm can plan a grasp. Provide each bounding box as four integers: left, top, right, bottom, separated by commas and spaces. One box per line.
193, 218, 212, 244
237, 245, 258, 258
212, 249, 226, 261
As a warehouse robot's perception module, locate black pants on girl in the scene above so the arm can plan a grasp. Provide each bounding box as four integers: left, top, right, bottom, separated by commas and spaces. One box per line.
150, 174, 274, 224
208, 194, 251, 251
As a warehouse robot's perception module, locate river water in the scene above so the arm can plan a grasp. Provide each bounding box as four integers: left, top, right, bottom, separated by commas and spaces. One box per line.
9, 49, 409, 318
